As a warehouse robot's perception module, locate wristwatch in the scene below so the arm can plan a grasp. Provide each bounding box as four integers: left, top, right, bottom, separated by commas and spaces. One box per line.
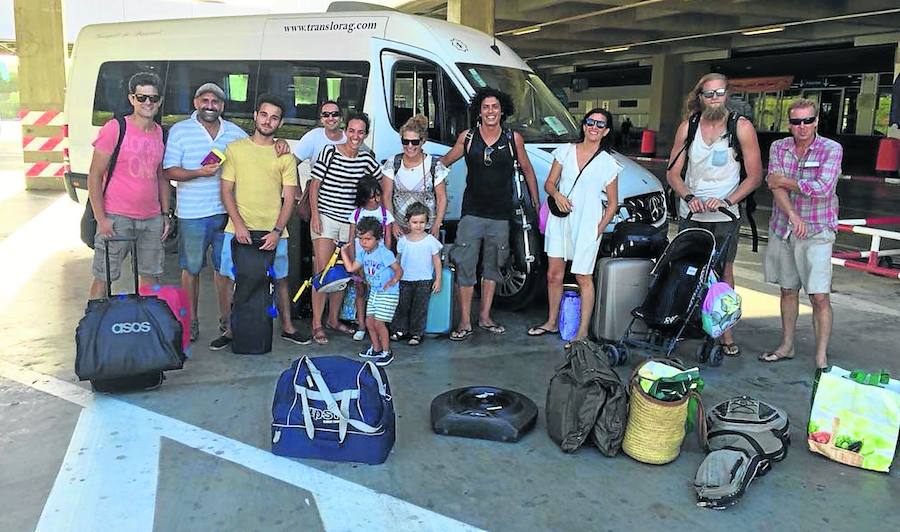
272, 226, 283, 234
723, 198, 734, 207
683, 194, 696, 203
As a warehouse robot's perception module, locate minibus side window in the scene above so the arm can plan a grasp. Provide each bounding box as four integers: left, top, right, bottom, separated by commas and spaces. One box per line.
389, 58, 468, 145
258, 61, 370, 141
92, 61, 167, 126
161, 60, 259, 133
391, 61, 440, 141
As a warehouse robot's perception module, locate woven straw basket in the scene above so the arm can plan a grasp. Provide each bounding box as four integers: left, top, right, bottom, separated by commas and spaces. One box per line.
622, 360, 693, 465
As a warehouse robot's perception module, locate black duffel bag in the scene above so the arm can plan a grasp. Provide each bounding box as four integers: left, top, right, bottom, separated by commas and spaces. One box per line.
75, 236, 185, 382
610, 220, 668, 260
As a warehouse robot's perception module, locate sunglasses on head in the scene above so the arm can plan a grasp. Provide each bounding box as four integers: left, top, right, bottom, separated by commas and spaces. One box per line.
133, 94, 161, 103
700, 88, 727, 99
320, 111, 341, 118
788, 116, 817, 126
401, 138, 422, 146
584, 118, 607, 129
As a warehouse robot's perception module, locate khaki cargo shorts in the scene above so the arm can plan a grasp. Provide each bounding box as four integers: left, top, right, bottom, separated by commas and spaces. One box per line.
764, 229, 834, 294
92, 213, 165, 281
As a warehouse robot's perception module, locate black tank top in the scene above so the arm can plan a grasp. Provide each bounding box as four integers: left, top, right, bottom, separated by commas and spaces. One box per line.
462, 127, 515, 220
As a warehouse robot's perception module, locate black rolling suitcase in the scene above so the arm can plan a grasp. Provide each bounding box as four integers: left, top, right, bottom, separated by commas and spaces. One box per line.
230, 231, 277, 354
75, 236, 186, 392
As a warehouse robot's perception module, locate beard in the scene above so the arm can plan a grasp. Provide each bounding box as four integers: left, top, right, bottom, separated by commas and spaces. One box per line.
198, 109, 220, 122
255, 125, 276, 137
701, 103, 728, 122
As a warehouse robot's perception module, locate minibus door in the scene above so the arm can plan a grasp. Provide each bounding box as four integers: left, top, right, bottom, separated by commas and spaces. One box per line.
370, 39, 472, 223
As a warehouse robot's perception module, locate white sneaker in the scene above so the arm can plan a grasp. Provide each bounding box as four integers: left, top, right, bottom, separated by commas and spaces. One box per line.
352, 329, 366, 341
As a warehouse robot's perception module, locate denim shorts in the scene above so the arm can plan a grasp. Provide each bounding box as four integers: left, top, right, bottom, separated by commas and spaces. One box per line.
178, 214, 227, 275
219, 232, 289, 280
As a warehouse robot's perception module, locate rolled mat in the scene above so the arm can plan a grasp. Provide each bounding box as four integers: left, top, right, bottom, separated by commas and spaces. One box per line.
622, 359, 698, 465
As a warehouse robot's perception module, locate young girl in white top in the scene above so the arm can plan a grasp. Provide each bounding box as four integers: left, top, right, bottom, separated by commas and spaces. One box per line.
390, 202, 443, 345
347, 177, 395, 340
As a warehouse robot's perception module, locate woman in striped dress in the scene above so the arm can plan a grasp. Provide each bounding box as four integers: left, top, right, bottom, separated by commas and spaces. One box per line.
308, 112, 382, 344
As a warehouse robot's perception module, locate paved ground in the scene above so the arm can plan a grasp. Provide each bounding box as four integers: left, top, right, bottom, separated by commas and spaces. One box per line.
1, 120, 898, 531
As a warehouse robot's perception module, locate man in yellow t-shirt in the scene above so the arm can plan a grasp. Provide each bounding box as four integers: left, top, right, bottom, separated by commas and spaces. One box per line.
211, 95, 310, 349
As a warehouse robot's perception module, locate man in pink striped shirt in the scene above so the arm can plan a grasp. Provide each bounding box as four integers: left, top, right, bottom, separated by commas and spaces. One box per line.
761, 98, 842, 368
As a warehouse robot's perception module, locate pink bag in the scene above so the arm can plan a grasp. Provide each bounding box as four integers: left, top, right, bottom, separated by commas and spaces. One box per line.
700, 273, 741, 339
539, 200, 550, 234
139, 284, 191, 350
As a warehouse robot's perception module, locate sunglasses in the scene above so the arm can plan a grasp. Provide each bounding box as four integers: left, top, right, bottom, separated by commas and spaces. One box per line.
133, 93, 161, 103
584, 118, 607, 129
483, 146, 494, 167
320, 111, 341, 118
788, 116, 817, 126
700, 88, 727, 99
401, 138, 422, 146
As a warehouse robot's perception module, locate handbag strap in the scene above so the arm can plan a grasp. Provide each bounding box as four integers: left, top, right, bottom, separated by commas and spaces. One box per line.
562, 144, 604, 199
101, 115, 128, 196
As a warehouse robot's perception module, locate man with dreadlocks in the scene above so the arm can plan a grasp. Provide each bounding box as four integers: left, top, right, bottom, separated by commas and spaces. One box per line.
440, 87, 539, 341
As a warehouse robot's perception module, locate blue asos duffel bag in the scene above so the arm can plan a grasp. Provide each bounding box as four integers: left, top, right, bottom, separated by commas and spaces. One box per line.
271, 355, 395, 464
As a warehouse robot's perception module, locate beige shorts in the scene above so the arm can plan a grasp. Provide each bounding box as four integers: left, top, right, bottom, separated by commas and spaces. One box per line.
311, 214, 351, 243
764, 229, 834, 294
92, 214, 165, 281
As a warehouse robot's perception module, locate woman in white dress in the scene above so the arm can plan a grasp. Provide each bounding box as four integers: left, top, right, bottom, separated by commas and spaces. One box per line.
527, 108, 620, 342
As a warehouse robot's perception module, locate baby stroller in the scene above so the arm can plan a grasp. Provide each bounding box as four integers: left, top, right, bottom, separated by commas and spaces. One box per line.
613, 208, 738, 367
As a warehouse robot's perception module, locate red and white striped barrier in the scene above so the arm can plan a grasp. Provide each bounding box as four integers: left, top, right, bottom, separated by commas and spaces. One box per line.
626, 155, 900, 186
17, 109, 66, 127
17, 108, 67, 180
831, 216, 900, 280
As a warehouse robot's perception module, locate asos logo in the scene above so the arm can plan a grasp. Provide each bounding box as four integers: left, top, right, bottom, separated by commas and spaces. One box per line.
111, 321, 152, 334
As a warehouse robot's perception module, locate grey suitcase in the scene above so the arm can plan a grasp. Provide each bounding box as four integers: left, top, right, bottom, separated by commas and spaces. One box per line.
591, 257, 653, 342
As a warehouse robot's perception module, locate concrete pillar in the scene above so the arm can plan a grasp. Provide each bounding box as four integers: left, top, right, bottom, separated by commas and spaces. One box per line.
889, 44, 900, 140
447, 0, 494, 36
648, 54, 688, 155
13, 0, 67, 191
855, 73, 879, 136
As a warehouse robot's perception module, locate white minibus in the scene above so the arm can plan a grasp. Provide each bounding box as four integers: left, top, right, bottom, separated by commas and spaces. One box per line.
64, 4, 666, 308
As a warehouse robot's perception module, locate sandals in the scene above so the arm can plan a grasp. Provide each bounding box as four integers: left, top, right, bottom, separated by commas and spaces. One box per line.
390, 331, 406, 342
326, 322, 355, 335
478, 322, 506, 335
450, 328, 473, 341
408, 335, 422, 346
312, 327, 328, 345
758, 350, 794, 363
527, 325, 558, 337
720, 343, 741, 357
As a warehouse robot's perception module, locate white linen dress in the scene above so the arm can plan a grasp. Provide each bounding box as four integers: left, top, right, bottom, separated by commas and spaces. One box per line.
544, 144, 621, 274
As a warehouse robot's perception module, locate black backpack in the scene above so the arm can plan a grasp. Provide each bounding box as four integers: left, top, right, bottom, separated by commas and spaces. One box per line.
668, 111, 759, 252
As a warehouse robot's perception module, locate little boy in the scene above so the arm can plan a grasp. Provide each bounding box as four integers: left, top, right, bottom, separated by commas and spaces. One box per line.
341, 216, 403, 366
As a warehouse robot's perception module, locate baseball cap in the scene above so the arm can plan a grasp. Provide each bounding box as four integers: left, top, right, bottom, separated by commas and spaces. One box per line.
195, 83, 225, 100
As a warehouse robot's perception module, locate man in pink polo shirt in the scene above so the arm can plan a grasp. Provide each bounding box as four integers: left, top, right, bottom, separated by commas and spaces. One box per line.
86, 71, 172, 299
762, 98, 842, 369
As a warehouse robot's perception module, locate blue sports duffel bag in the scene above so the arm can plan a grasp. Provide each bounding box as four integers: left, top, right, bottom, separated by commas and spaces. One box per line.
271, 355, 395, 464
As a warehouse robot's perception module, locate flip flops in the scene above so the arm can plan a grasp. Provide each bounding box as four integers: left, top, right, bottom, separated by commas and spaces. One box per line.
450, 328, 473, 341
721, 343, 742, 357
527, 325, 559, 337
758, 351, 794, 363
478, 323, 506, 335
326, 322, 355, 335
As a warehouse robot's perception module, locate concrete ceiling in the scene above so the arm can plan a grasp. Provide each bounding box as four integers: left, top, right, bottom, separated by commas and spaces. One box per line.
398, 0, 900, 72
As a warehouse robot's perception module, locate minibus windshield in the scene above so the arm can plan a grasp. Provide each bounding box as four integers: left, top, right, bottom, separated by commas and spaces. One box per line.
458, 63, 579, 143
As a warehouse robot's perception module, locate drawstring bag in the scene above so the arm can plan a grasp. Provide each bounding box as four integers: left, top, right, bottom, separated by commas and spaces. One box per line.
558, 289, 581, 342
701, 272, 742, 339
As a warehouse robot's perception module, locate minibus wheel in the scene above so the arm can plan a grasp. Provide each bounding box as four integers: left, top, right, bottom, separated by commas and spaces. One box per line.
494, 263, 544, 310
